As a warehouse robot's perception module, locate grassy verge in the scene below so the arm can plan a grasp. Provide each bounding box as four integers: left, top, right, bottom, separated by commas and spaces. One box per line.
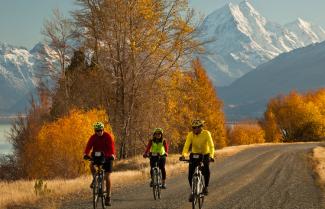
1, 144, 257, 209
312, 146, 325, 188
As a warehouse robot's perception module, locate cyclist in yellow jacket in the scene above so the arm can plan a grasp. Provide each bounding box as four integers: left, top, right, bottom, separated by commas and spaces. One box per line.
180, 119, 215, 200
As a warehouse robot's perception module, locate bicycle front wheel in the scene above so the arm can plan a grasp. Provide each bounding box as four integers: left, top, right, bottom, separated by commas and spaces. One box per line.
152, 169, 160, 200
192, 176, 198, 209
93, 176, 99, 209
157, 170, 162, 199
198, 194, 204, 209
100, 177, 106, 209
198, 175, 205, 209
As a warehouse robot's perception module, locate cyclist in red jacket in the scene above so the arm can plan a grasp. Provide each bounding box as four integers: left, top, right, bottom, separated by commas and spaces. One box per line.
84, 122, 115, 206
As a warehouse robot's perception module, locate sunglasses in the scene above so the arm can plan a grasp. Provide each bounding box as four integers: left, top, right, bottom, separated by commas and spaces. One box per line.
95, 129, 103, 132
192, 126, 201, 129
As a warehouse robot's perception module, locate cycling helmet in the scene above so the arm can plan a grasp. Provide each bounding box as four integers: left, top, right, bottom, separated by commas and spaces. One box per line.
93, 122, 104, 130
153, 128, 163, 134
191, 119, 205, 128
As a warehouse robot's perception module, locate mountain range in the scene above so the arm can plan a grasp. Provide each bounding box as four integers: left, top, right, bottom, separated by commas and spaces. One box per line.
219, 41, 325, 120
0, 42, 57, 114
199, 1, 325, 86
1, 0, 325, 119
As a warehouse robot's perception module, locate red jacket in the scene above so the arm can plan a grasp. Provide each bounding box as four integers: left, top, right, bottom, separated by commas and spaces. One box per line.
84, 132, 115, 158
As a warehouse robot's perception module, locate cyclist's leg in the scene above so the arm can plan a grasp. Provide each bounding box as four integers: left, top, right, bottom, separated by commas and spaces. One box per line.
90, 163, 96, 188
150, 158, 155, 178
103, 160, 113, 195
188, 158, 196, 202
202, 155, 210, 187
159, 157, 166, 180
105, 172, 112, 195
159, 156, 166, 187
90, 162, 96, 176
202, 155, 210, 195
103, 159, 113, 206
149, 158, 155, 185
188, 155, 197, 187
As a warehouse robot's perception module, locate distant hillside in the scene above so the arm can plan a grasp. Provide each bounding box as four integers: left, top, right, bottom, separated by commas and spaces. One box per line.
219, 41, 325, 120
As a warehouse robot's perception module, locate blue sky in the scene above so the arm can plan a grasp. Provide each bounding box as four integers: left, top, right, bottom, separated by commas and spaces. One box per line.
0, 0, 324, 49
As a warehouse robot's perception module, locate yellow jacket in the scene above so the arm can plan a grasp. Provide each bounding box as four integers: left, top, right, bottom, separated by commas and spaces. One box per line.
182, 130, 215, 158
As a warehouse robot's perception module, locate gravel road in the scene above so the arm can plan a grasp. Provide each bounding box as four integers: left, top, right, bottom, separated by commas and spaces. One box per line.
60, 143, 324, 209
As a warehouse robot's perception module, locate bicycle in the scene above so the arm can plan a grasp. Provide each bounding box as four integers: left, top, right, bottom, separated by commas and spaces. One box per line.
180, 154, 208, 209
146, 152, 163, 200
86, 152, 108, 209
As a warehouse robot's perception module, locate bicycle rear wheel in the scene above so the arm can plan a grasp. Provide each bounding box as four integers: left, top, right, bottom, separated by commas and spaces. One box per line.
93, 176, 99, 209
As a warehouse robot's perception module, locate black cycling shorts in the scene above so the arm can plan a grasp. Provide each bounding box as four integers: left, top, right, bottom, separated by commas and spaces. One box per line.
92, 159, 113, 173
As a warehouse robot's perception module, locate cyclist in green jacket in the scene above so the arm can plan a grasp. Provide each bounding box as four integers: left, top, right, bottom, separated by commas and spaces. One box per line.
143, 128, 169, 189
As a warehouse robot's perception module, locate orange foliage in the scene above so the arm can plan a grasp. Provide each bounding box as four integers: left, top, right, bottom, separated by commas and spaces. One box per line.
24, 108, 112, 179
263, 89, 325, 142
228, 122, 265, 145
161, 59, 227, 150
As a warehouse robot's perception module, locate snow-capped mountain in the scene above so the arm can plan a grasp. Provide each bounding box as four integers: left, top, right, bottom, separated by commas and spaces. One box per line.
219, 41, 325, 120
199, 1, 325, 86
0, 42, 57, 114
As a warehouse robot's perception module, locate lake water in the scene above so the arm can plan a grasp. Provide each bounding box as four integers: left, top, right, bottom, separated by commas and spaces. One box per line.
0, 124, 12, 154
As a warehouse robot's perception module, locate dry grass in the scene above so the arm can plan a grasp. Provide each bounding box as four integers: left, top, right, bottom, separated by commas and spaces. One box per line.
0, 180, 37, 208
1, 144, 261, 209
312, 146, 325, 187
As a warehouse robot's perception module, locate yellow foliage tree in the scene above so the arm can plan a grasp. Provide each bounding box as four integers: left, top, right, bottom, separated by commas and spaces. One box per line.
263, 89, 325, 142
228, 122, 265, 145
160, 59, 227, 150
25, 108, 112, 179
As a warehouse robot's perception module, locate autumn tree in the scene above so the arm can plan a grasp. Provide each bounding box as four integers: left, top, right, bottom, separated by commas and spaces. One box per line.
157, 59, 227, 151
24, 109, 112, 179
263, 89, 325, 142
42, 8, 76, 111
62, 0, 203, 158
228, 122, 265, 145
8, 97, 50, 179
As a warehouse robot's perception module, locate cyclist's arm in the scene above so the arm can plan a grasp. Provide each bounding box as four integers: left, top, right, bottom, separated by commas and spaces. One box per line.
207, 131, 215, 158
163, 140, 168, 155
84, 136, 94, 156
144, 140, 152, 154
107, 133, 116, 158
181, 133, 192, 157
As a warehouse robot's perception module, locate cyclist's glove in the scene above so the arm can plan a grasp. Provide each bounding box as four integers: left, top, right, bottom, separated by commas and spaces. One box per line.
108, 155, 115, 161
83, 155, 91, 160
209, 157, 215, 162
179, 156, 185, 161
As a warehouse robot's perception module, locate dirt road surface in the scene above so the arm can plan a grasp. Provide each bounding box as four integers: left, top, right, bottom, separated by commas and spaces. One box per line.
61, 143, 325, 209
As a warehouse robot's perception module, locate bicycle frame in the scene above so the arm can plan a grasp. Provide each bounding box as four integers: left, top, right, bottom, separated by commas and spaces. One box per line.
191, 161, 205, 208
88, 158, 107, 209
181, 155, 206, 209
148, 154, 163, 200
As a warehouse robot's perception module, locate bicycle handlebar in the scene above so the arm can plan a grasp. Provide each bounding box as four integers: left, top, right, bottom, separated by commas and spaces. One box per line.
179, 157, 215, 163
83, 155, 115, 161
143, 153, 167, 158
